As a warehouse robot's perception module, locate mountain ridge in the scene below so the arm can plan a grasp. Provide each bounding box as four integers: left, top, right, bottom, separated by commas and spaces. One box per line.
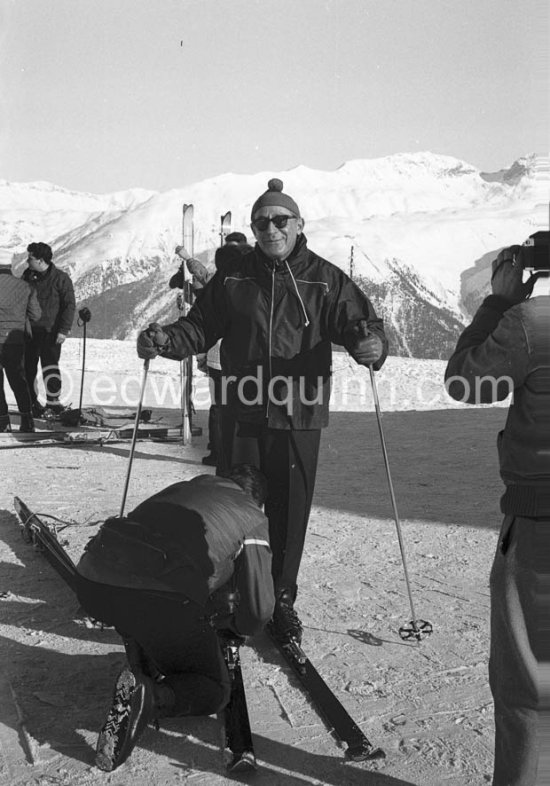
1, 151, 547, 358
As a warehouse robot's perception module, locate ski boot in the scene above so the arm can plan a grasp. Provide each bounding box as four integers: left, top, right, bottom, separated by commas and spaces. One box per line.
0, 414, 11, 432
95, 664, 173, 772
31, 401, 46, 418
19, 413, 35, 433
271, 588, 303, 644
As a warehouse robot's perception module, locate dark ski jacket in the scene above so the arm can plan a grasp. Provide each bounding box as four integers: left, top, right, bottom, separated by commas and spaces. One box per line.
159, 235, 388, 429
77, 475, 275, 638
445, 294, 550, 516
0, 267, 42, 346
23, 263, 75, 335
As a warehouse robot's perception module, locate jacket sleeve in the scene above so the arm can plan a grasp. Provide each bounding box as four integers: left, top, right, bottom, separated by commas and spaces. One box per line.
56, 272, 76, 334
160, 273, 228, 360
26, 287, 42, 323
327, 272, 389, 370
444, 295, 529, 404
231, 522, 275, 637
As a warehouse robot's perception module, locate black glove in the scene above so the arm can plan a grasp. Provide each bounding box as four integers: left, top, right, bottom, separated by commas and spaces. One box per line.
136, 322, 169, 359
348, 320, 384, 366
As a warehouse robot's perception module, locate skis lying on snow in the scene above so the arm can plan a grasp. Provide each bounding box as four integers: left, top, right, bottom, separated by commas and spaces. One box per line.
13, 496, 79, 593
0, 429, 129, 447
220, 639, 256, 773
267, 627, 385, 763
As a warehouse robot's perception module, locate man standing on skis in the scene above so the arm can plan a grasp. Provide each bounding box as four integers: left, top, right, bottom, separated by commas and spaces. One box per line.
137, 179, 388, 644
76, 464, 274, 772
445, 236, 550, 786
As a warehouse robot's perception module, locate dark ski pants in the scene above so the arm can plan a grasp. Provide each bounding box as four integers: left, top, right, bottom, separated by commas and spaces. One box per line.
25, 328, 63, 404
206, 367, 223, 459
489, 514, 550, 786
77, 579, 231, 717
230, 424, 321, 594
0, 344, 32, 415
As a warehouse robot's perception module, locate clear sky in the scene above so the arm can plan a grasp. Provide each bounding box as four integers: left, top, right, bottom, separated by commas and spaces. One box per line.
1, 0, 548, 193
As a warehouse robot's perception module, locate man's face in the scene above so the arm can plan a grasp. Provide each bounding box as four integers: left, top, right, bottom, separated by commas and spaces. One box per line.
251, 206, 303, 262
27, 253, 43, 271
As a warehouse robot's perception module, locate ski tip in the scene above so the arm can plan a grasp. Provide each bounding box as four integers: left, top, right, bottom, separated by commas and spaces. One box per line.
227, 750, 257, 774
345, 743, 386, 762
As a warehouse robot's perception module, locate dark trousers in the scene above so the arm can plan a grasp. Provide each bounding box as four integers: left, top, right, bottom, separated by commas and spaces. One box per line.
0, 344, 32, 415
77, 580, 231, 717
206, 367, 223, 460
489, 514, 550, 786
230, 424, 321, 593
25, 327, 62, 404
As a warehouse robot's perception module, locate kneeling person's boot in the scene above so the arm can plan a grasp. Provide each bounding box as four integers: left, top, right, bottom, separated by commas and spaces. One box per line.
19, 413, 35, 433
95, 666, 171, 772
0, 414, 11, 433
272, 588, 303, 644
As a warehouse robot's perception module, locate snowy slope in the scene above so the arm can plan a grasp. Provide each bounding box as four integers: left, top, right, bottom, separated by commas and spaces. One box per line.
0, 152, 547, 355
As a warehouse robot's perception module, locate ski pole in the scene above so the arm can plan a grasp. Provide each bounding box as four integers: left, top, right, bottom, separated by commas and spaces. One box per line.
77, 307, 92, 413
368, 365, 433, 643
119, 359, 149, 518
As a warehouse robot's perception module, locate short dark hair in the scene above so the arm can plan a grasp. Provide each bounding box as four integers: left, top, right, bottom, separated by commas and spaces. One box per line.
225, 231, 247, 245
27, 242, 53, 265
228, 464, 268, 507
214, 242, 252, 271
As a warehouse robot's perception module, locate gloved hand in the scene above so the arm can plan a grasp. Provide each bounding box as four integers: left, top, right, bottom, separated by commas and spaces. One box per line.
137, 322, 169, 359
491, 245, 540, 304
175, 245, 190, 260
348, 320, 384, 366
56, 332, 68, 345
196, 353, 208, 374
186, 257, 211, 287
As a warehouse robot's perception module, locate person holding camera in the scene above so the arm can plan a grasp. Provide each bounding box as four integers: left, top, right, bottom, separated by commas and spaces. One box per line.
445, 234, 550, 786
23, 242, 75, 417
137, 178, 388, 644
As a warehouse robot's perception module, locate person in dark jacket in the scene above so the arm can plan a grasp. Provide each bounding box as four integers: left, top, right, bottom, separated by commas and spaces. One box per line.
445, 239, 550, 786
23, 242, 75, 417
137, 179, 388, 643
76, 464, 274, 772
0, 265, 41, 432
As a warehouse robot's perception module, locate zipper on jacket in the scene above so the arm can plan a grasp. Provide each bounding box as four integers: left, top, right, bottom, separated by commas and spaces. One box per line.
285, 261, 310, 326
266, 266, 275, 420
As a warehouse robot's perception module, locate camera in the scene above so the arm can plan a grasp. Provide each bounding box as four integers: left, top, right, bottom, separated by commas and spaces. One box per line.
517, 230, 550, 272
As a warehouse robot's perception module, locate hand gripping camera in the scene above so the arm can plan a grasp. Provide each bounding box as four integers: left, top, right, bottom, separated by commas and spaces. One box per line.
517, 230, 550, 272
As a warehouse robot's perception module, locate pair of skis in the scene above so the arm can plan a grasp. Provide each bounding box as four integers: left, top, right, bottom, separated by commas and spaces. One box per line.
218, 626, 385, 773
179, 204, 195, 445
178, 208, 232, 445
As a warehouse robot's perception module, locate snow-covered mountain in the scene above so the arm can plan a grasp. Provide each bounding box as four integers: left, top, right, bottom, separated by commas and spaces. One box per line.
0, 152, 547, 358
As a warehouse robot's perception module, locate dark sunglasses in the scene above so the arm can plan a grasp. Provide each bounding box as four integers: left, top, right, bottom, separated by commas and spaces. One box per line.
251, 215, 298, 231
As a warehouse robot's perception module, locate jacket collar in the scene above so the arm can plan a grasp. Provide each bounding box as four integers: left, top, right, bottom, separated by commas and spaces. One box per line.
256, 233, 308, 273
27, 263, 53, 281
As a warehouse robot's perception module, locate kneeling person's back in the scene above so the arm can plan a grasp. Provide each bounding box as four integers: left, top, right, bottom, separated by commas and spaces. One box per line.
78, 466, 274, 638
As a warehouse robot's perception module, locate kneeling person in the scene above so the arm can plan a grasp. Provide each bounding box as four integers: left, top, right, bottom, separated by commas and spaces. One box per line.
76, 464, 274, 772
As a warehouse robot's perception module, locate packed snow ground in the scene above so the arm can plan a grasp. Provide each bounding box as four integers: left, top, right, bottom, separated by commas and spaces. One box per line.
0, 339, 511, 786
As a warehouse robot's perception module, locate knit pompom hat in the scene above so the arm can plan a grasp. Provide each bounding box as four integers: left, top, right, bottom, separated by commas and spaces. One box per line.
250, 179, 301, 219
